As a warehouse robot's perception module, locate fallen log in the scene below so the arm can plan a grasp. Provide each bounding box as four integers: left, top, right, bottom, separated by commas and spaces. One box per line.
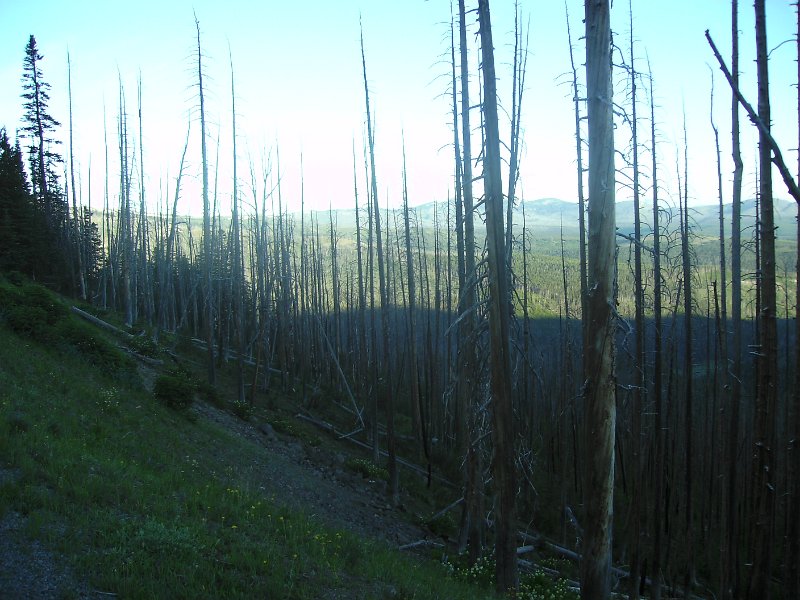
71, 306, 132, 338
295, 412, 455, 488
517, 533, 706, 599
428, 497, 464, 523
119, 345, 163, 366
399, 539, 444, 551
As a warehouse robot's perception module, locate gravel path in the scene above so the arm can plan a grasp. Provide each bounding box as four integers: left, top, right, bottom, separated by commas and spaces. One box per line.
0, 511, 101, 600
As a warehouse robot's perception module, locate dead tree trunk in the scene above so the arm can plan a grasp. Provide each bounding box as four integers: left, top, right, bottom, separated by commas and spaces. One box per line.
477, 0, 517, 592
581, 1, 617, 598
360, 23, 398, 505
647, 61, 665, 600
679, 121, 695, 592
195, 14, 215, 386
456, 0, 482, 562
788, 6, 800, 597
230, 51, 245, 405
626, 5, 645, 594
67, 53, 86, 301
748, 1, 778, 596
565, 4, 588, 345
726, 2, 744, 595
402, 140, 425, 461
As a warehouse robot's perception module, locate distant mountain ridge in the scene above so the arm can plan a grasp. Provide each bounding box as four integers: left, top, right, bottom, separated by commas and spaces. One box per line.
385, 196, 797, 239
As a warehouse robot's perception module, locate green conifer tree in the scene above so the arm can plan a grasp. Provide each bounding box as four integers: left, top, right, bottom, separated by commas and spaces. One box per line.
0, 129, 33, 271
20, 35, 64, 228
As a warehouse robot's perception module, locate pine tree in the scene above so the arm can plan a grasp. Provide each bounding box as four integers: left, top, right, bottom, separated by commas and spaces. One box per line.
20, 35, 63, 225
0, 129, 38, 273
17, 35, 73, 288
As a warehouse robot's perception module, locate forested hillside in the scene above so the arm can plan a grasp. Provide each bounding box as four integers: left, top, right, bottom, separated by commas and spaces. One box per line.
1, 1, 799, 598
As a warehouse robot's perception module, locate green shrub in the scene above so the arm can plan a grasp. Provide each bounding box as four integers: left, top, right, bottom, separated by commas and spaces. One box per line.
153, 373, 195, 410
0, 280, 23, 309
4, 304, 51, 340
443, 553, 495, 587
18, 284, 67, 324
442, 553, 579, 600
4, 271, 26, 286
54, 319, 126, 371
231, 399, 252, 420
518, 569, 579, 600
268, 418, 298, 437
0, 282, 66, 340
345, 458, 388, 481
128, 335, 159, 358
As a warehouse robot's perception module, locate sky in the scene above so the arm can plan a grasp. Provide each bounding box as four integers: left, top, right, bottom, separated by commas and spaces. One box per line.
0, 0, 797, 218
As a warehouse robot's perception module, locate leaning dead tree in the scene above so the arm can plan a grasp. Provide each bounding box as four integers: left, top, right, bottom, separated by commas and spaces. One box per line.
705, 32, 800, 205
581, 1, 617, 598
360, 21, 398, 506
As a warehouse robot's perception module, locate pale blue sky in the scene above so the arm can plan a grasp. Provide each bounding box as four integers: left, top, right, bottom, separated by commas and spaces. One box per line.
0, 0, 797, 217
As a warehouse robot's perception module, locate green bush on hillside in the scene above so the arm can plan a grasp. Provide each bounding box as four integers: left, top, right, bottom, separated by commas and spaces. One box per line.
231, 398, 252, 420
55, 318, 127, 371
18, 283, 68, 323
4, 303, 52, 340
153, 373, 195, 410
128, 334, 159, 358
0, 281, 59, 341
0, 280, 132, 374
345, 458, 389, 481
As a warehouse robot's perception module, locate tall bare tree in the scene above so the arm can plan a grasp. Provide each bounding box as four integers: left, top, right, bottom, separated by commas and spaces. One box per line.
789, 6, 800, 597
647, 61, 665, 600
477, 0, 517, 592
678, 117, 695, 591
727, 2, 744, 595
565, 3, 588, 342
360, 22, 398, 505
67, 52, 86, 301
230, 49, 245, 404
455, 0, 482, 561
581, 1, 616, 598
625, 5, 645, 594
748, 1, 778, 596
195, 14, 215, 385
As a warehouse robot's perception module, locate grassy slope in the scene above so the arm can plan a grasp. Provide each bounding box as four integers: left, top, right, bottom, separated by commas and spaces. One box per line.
0, 281, 498, 599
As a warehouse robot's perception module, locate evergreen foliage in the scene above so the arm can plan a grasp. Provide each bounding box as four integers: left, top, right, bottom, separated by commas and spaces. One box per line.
153, 372, 196, 410
0, 129, 39, 273
0, 37, 101, 293
20, 35, 62, 208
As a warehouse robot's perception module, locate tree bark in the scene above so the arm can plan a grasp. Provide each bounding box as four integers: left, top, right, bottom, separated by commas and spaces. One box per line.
360, 23, 398, 505
626, 5, 645, 594
747, 2, 778, 597
477, 0, 517, 592
195, 15, 215, 386
788, 5, 800, 597
647, 59, 665, 600
581, 1, 616, 598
